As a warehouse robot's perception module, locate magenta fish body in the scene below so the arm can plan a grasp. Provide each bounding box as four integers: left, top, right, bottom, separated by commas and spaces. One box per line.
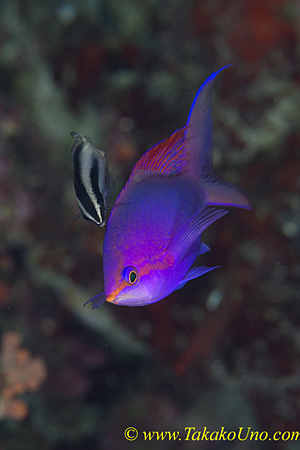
86, 67, 252, 308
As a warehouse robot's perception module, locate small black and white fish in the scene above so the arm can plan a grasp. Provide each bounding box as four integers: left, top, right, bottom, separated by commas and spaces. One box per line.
70, 132, 117, 227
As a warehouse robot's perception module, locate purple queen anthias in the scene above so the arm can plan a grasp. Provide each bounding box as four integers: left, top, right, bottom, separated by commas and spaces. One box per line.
86, 67, 252, 308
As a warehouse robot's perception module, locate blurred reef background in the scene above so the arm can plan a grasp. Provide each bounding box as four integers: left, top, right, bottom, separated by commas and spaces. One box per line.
0, 0, 300, 449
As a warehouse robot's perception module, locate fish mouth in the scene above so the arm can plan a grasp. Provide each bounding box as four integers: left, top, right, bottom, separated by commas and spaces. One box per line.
105, 283, 126, 304
105, 292, 126, 305
106, 292, 148, 307
111, 293, 154, 307
112, 295, 139, 306
105, 284, 151, 306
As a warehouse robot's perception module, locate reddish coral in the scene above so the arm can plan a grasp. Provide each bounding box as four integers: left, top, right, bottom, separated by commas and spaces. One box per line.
0, 332, 47, 420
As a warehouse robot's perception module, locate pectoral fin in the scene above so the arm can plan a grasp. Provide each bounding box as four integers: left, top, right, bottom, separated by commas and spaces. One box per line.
169, 207, 228, 264
84, 292, 106, 309
176, 265, 218, 290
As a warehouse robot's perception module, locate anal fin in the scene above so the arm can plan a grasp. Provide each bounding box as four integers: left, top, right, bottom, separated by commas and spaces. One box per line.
199, 242, 210, 255
176, 265, 218, 290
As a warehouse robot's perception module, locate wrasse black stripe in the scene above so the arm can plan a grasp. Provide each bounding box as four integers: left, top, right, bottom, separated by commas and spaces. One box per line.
72, 143, 102, 224
74, 180, 100, 224
90, 159, 105, 222
70, 131, 120, 227
72, 143, 83, 185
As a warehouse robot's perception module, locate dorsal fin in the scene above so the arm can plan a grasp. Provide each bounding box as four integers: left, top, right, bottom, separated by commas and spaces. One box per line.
132, 127, 188, 176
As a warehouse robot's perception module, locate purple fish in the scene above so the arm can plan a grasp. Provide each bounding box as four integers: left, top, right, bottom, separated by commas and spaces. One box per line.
85, 67, 252, 308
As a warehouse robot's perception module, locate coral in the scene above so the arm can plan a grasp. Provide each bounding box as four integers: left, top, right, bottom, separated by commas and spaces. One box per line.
0, 331, 47, 420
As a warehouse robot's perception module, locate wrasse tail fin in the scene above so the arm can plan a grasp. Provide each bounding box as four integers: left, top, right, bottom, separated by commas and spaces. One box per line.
169, 207, 228, 264
176, 265, 219, 290
84, 292, 106, 309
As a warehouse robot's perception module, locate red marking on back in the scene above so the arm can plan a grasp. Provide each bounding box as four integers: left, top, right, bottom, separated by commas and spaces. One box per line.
132, 127, 188, 176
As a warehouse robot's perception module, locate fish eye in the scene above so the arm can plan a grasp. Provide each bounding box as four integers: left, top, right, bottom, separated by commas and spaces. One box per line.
124, 266, 139, 285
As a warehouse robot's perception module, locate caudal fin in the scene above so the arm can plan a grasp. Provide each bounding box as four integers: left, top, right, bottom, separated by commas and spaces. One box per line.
185, 66, 252, 210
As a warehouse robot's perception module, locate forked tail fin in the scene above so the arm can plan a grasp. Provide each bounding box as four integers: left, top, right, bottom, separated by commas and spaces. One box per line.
185, 67, 252, 210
